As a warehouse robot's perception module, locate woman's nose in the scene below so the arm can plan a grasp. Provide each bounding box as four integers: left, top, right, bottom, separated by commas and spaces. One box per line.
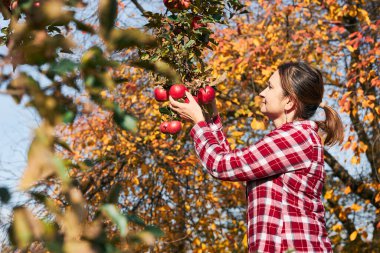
259, 88, 266, 98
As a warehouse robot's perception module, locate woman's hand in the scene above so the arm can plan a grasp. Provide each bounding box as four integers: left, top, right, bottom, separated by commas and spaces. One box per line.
169, 91, 205, 124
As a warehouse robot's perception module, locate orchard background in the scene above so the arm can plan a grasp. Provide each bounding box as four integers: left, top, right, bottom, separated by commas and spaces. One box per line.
0, 0, 379, 252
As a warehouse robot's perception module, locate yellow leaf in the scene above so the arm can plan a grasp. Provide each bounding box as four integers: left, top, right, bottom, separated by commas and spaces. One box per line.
254, 95, 262, 106
211, 223, 216, 230
349, 231, 358, 241
375, 192, 380, 203
346, 45, 354, 52
344, 186, 351, 194
332, 224, 342, 232
185, 204, 190, 211
252, 38, 260, 47
376, 106, 380, 115
132, 177, 139, 185
324, 190, 333, 200
351, 203, 362, 212
359, 141, 368, 153
242, 233, 248, 248
343, 141, 351, 150
251, 118, 266, 130
351, 156, 360, 165
231, 131, 244, 137
367, 95, 376, 101
194, 237, 201, 246
363, 112, 374, 122
100, 90, 107, 98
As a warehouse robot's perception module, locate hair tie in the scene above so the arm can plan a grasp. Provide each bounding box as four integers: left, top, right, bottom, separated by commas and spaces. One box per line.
319, 101, 326, 109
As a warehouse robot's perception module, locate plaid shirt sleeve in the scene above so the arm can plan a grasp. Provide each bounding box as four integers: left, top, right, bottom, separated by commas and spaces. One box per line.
206, 114, 231, 152
190, 120, 313, 182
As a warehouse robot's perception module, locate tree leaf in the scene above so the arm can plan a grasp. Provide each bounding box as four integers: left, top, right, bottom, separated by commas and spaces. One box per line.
49, 59, 78, 75
349, 231, 358, 241
73, 19, 95, 34
101, 204, 128, 237
107, 183, 122, 204
185, 40, 196, 48
98, 0, 117, 38
131, 60, 180, 83
107, 28, 157, 51
0, 187, 11, 204
113, 104, 138, 133
126, 214, 146, 226
11, 207, 44, 249
159, 106, 172, 116
144, 225, 164, 237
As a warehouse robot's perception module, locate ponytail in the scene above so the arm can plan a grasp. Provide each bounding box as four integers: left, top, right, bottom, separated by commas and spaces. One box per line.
316, 104, 344, 146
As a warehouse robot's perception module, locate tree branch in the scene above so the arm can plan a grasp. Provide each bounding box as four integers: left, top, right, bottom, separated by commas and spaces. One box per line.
324, 149, 380, 210
130, 0, 145, 14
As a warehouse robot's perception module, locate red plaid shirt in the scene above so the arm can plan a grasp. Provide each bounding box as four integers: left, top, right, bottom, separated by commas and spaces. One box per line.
190, 115, 332, 253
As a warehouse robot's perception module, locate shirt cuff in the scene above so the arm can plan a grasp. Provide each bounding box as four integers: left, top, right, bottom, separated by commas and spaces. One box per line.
207, 114, 222, 131
190, 121, 209, 139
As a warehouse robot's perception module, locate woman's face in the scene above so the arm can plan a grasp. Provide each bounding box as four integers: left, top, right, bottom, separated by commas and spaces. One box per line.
259, 70, 289, 121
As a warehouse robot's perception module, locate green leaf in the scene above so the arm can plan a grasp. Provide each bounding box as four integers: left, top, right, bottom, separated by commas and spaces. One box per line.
131, 60, 180, 83
50, 59, 78, 75
159, 106, 171, 116
52, 156, 71, 188
11, 207, 43, 249
54, 138, 73, 154
144, 225, 164, 237
113, 104, 138, 133
101, 204, 128, 237
47, 25, 62, 34
73, 19, 95, 34
0, 187, 11, 204
107, 183, 122, 204
185, 40, 196, 48
167, 15, 178, 21
62, 110, 76, 124
98, 0, 117, 38
212, 14, 223, 21
126, 214, 146, 226
83, 159, 94, 167
108, 28, 157, 51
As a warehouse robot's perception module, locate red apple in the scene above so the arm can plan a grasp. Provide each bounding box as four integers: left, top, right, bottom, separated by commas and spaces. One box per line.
164, 0, 178, 9
154, 87, 169, 102
33, 1, 40, 7
160, 121, 170, 133
184, 95, 199, 103
198, 86, 215, 104
191, 16, 205, 30
11, 0, 18, 10
167, 120, 182, 134
179, 0, 191, 9
169, 84, 187, 99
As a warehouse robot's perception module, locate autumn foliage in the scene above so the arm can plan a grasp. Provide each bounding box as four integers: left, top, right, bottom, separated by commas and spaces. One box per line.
0, 0, 379, 252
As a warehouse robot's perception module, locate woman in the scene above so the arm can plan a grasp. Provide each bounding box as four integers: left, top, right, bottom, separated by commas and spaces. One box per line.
169, 62, 344, 253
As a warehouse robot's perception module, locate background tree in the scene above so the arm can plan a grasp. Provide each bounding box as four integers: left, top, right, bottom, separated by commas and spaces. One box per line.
207, 0, 379, 252
0, 0, 247, 252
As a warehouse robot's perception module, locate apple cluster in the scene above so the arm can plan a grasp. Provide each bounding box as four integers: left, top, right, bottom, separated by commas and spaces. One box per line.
163, 0, 191, 11
9, 0, 41, 11
154, 84, 215, 134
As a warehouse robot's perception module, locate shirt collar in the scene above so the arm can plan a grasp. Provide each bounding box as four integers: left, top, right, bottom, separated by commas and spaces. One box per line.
278, 120, 318, 131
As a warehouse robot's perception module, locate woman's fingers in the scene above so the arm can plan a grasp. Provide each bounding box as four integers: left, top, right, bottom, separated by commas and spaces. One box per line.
185, 91, 194, 103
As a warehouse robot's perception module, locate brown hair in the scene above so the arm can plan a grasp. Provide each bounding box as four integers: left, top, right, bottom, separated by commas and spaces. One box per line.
278, 62, 344, 146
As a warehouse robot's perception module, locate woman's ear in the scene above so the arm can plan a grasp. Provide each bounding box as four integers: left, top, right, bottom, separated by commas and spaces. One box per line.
284, 97, 296, 111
